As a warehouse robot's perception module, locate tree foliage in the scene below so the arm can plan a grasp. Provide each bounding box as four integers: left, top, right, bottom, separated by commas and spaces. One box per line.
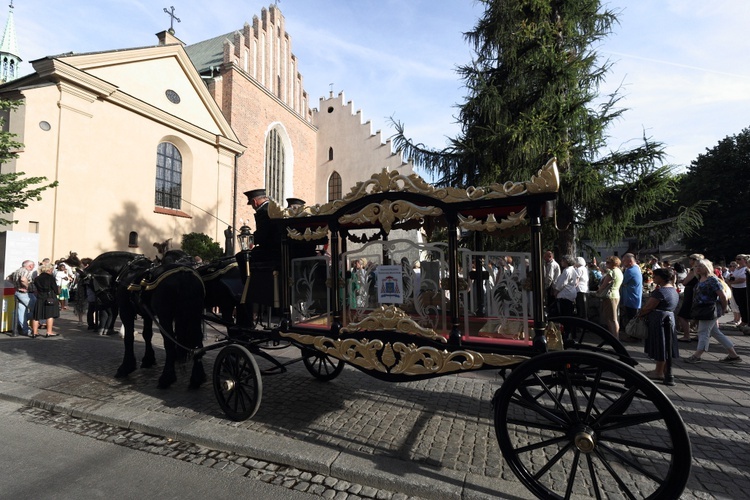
0, 99, 58, 225
181, 232, 223, 262
678, 127, 750, 262
392, 0, 700, 255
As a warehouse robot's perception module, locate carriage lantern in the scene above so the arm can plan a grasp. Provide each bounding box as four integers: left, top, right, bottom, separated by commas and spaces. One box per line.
237, 221, 254, 252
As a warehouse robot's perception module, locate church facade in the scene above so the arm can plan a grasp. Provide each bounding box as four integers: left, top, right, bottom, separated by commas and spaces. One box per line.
0, 4, 412, 263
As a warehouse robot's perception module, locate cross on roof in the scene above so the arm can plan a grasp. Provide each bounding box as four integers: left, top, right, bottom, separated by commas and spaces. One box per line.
163, 6, 180, 32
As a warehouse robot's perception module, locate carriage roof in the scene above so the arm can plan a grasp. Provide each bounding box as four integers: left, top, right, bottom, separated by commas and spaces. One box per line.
269, 158, 559, 240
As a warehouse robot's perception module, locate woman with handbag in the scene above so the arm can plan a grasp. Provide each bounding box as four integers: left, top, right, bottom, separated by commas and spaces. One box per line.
685, 259, 741, 364
31, 263, 60, 338
597, 255, 623, 338
676, 253, 703, 342
636, 267, 680, 379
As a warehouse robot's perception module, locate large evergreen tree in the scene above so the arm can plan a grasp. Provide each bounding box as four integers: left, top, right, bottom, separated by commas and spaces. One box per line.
392, 0, 698, 255
0, 99, 57, 225
679, 127, 750, 262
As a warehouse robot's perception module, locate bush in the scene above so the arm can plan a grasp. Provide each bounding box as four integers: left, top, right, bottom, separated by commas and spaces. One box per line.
181, 232, 224, 262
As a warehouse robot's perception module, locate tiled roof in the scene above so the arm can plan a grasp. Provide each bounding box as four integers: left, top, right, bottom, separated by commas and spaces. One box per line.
184, 31, 237, 74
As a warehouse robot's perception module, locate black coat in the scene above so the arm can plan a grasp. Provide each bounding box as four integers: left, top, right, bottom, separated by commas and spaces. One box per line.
32, 272, 60, 320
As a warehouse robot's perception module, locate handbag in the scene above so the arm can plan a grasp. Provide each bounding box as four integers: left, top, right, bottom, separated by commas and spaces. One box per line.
595, 281, 612, 298
691, 301, 717, 320
625, 317, 649, 340
45, 297, 56, 306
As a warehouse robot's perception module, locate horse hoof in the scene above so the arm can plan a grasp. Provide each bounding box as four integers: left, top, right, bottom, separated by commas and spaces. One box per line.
188, 373, 207, 389
157, 374, 177, 389
115, 366, 135, 378
141, 360, 156, 369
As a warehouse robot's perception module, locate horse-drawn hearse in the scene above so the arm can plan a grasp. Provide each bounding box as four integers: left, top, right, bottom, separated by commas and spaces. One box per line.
82, 159, 691, 499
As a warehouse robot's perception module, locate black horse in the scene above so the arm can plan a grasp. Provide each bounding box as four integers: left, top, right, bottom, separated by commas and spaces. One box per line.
82, 251, 206, 389
197, 256, 245, 326
81, 251, 141, 336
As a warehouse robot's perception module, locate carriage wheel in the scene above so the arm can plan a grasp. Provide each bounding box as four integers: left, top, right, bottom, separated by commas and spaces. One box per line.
302, 348, 345, 381
494, 351, 691, 499
213, 345, 263, 421
548, 315, 630, 361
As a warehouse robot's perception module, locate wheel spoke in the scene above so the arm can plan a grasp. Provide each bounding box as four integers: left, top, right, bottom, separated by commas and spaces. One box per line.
598, 411, 663, 432
535, 373, 575, 423
593, 385, 639, 426
585, 454, 603, 500
506, 418, 567, 433
592, 447, 643, 499
564, 449, 581, 500
600, 434, 674, 454
532, 441, 575, 480
509, 393, 569, 428
598, 441, 668, 484
514, 434, 570, 454
582, 367, 603, 420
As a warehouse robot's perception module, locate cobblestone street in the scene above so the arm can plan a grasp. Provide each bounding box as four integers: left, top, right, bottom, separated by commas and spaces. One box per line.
1, 310, 749, 499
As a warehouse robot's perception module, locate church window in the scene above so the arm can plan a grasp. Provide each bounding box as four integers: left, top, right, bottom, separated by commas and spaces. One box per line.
328, 171, 342, 202
155, 142, 182, 210
327, 106, 334, 113
265, 128, 285, 202
328, 147, 333, 161
128, 231, 139, 248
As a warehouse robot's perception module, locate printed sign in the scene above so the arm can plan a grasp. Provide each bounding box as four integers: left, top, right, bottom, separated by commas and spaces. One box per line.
376, 265, 403, 304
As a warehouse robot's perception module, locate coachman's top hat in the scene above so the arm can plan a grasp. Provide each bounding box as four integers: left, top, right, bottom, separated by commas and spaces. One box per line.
286, 197, 305, 207
243, 188, 266, 204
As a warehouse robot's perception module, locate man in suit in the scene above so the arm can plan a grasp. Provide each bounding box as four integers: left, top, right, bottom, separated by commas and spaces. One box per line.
244, 188, 278, 263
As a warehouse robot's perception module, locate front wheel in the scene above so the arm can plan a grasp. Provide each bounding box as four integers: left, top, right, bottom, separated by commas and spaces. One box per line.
493, 351, 691, 499
213, 345, 262, 421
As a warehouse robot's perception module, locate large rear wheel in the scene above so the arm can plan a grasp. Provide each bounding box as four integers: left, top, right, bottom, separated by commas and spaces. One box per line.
213, 345, 262, 421
494, 351, 691, 499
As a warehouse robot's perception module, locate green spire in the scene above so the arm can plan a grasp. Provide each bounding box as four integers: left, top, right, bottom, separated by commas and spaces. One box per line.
0, 1, 21, 83
0, 2, 18, 58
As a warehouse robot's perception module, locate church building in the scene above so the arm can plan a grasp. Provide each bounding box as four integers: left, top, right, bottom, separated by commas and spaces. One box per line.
0, 4, 412, 268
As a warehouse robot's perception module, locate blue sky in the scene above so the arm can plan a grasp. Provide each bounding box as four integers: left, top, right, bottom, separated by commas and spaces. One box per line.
7, 0, 750, 172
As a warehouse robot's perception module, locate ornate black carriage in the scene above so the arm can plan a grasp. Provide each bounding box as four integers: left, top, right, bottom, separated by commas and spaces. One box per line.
202, 159, 691, 499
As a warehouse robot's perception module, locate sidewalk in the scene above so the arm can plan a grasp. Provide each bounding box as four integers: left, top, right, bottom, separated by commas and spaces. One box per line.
1, 309, 749, 499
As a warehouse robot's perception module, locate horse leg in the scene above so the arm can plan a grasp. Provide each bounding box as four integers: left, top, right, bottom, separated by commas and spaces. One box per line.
115, 309, 137, 378
140, 317, 157, 368
108, 303, 119, 335
157, 311, 178, 389
98, 306, 112, 336
189, 357, 206, 389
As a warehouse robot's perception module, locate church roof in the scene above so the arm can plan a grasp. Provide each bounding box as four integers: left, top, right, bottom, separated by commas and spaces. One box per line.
0, 4, 19, 59
184, 31, 236, 74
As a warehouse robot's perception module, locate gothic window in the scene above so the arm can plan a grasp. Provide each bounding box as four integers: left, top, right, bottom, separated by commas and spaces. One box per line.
155, 142, 182, 209
328, 147, 333, 161
328, 171, 342, 202
265, 128, 285, 202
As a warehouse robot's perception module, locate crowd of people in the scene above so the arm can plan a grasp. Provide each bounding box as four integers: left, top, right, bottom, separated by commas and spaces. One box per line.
7, 254, 99, 338
545, 250, 745, 379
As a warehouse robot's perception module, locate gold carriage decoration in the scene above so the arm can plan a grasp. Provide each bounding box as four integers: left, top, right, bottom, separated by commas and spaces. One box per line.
271, 158, 560, 378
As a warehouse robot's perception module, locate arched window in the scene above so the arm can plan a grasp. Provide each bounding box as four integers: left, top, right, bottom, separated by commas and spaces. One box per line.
155, 142, 182, 209
328, 147, 333, 161
328, 171, 342, 202
128, 231, 139, 248
265, 128, 285, 202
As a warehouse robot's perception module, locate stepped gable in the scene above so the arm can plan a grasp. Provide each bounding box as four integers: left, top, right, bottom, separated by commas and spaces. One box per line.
315, 91, 409, 166
184, 4, 310, 122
